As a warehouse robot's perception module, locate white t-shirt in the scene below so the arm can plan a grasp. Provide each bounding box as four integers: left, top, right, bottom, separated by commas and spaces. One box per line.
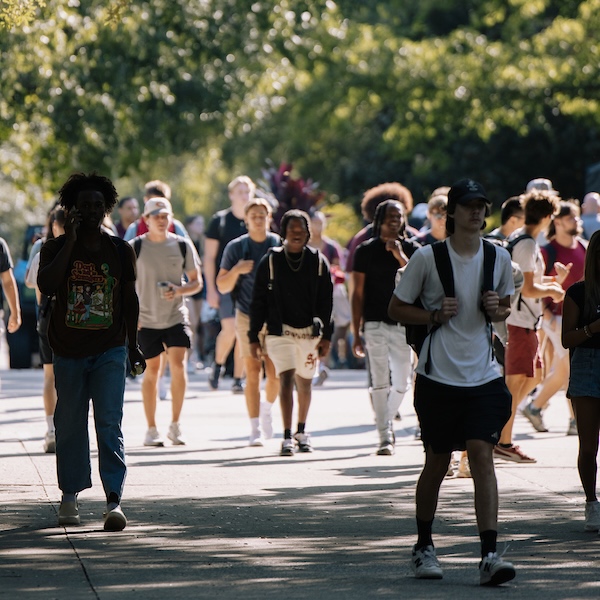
394, 239, 514, 387
504, 233, 544, 330
131, 234, 201, 329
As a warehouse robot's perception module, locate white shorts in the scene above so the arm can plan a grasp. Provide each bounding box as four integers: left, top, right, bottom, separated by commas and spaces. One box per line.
541, 314, 568, 361
266, 325, 321, 380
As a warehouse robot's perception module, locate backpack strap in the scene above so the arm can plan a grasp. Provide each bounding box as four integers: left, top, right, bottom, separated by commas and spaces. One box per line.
422, 241, 454, 374
431, 240, 454, 297
134, 236, 187, 268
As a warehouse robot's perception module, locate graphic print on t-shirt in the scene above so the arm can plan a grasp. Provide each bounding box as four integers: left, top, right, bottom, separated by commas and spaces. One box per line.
65, 260, 116, 329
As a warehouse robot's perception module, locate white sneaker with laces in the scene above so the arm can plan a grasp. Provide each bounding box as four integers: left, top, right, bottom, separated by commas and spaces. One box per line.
144, 427, 164, 447
167, 422, 186, 445
411, 545, 443, 579
479, 551, 516, 586
584, 500, 600, 531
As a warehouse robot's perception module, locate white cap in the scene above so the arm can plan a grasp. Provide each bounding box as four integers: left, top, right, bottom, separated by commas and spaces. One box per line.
526, 178, 558, 195
143, 197, 173, 217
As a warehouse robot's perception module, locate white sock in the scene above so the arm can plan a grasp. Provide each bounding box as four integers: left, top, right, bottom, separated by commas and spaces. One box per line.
260, 401, 272, 414
46, 415, 55, 432
250, 417, 260, 436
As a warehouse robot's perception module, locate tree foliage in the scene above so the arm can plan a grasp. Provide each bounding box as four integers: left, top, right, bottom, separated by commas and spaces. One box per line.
2, 0, 600, 250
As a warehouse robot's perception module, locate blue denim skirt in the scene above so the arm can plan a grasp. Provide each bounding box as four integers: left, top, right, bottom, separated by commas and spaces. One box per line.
568, 347, 600, 399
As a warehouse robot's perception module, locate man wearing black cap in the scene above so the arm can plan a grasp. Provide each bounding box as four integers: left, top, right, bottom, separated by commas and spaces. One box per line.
389, 179, 517, 586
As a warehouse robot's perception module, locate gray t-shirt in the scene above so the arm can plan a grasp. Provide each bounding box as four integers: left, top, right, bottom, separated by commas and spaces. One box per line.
394, 239, 514, 386
131, 234, 201, 329
220, 233, 280, 314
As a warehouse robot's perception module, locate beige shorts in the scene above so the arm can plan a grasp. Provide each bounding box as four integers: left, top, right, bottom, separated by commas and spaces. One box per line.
266, 325, 321, 380
235, 310, 267, 359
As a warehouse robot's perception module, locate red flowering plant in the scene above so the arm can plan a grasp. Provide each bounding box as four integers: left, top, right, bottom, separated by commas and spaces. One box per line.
257, 160, 325, 231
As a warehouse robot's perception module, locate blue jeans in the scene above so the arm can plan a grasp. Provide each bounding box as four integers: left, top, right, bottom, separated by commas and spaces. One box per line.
53, 346, 127, 499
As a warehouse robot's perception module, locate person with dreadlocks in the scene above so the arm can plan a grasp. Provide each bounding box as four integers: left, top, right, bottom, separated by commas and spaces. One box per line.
38, 172, 145, 532
345, 182, 415, 273
351, 199, 420, 455
249, 209, 333, 456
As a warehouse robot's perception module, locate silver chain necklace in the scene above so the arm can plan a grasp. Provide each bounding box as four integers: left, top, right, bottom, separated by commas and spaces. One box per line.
283, 247, 305, 272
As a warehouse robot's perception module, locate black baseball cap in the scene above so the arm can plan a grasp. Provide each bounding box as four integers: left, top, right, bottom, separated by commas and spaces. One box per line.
447, 179, 491, 213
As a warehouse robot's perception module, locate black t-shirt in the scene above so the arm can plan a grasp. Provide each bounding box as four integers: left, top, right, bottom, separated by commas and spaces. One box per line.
565, 281, 600, 349
0, 238, 13, 272
39, 234, 136, 358
353, 237, 406, 324
205, 208, 247, 267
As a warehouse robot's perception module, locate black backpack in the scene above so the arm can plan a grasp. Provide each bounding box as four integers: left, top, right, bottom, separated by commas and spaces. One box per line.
402, 239, 496, 374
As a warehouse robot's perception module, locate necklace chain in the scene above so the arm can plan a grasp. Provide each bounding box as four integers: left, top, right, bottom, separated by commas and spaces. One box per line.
284, 248, 305, 272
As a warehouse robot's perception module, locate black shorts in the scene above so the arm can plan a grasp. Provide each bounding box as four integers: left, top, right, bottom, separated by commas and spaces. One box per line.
414, 375, 511, 454
37, 312, 53, 365
138, 323, 192, 360
38, 329, 53, 365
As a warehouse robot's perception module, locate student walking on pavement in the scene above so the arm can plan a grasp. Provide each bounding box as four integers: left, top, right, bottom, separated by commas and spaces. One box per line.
132, 198, 202, 447
38, 172, 145, 531
351, 199, 418, 456
249, 210, 333, 456
562, 230, 600, 532
522, 200, 585, 435
494, 190, 567, 463
204, 176, 252, 392
389, 179, 516, 586
216, 198, 281, 446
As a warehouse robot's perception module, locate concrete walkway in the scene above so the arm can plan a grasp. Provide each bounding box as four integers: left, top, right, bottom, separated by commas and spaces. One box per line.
0, 367, 597, 599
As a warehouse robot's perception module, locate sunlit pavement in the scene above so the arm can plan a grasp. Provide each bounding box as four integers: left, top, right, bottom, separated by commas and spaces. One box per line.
0, 367, 598, 599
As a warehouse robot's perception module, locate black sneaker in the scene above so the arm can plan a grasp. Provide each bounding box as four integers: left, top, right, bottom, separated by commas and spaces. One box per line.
232, 378, 244, 394
209, 363, 221, 390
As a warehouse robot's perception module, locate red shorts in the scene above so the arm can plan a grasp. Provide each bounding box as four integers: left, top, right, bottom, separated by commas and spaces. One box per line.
504, 324, 543, 377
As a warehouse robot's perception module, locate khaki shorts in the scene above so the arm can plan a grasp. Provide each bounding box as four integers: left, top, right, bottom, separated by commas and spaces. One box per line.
235, 310, 267, 359
266, 325, 321, 380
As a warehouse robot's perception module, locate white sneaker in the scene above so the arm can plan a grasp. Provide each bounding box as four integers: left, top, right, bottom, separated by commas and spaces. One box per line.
167, 422, 186, 445
103, 505, 127, 532
479, 552, 516, 586
43, 430, 56, 453
411, 545, 443, 579
584, 500, 600, 531
260, 403, 274, 439
144, 427, 164, 447
280, 438, 295, 456
249, 434, 264, 447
